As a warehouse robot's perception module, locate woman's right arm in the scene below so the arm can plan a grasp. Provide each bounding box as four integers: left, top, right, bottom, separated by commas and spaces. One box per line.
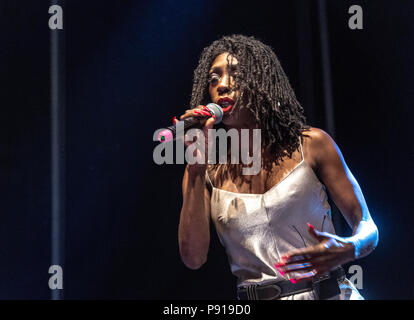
178, 165, 211, 270
176, 105, 215, 270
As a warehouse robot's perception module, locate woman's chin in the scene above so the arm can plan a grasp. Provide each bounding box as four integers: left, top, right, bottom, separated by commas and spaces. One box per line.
221, 114, 237, 126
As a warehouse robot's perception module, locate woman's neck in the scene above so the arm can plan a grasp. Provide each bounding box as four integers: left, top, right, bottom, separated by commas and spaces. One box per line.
221, 121, 261, 164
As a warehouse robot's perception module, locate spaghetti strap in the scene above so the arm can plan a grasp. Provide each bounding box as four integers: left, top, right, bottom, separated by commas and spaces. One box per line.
299, 138, 304, 162
205, 170, 214, 188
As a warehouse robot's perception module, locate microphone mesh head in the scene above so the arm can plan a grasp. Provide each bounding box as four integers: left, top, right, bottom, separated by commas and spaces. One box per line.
206, 103, 223, 124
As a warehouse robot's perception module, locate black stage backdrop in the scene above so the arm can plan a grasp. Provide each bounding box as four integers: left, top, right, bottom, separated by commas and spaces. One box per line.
2, 0, 413, 299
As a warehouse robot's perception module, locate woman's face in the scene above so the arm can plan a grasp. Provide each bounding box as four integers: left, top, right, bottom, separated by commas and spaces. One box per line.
208, 52, 255, 127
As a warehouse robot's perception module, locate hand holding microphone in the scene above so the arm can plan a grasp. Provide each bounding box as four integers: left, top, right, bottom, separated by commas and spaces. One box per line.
157, 103, 223, 143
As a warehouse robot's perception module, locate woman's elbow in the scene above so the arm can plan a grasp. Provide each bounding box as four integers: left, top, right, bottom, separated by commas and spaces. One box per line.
179, 242, 208, 270
372, 223, 379, 249
182, 257, 206, 270
367, 217, 379, 248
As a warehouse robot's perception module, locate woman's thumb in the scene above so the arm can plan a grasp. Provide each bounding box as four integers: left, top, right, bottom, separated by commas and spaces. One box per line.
204, 115, 216, 130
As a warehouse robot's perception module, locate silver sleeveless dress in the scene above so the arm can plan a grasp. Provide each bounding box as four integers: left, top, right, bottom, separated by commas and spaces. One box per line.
205, 140, 363, 300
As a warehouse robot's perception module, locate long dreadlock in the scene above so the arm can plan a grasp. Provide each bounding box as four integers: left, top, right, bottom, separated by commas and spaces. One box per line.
190, 34, 310, 180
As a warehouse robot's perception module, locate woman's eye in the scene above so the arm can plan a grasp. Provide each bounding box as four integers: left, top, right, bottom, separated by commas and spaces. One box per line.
208, 74, 219, 83
230, 68, 240, 77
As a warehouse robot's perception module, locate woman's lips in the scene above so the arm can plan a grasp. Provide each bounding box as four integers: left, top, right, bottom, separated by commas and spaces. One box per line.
221, 104, 233, 113
217, 98, 235, 113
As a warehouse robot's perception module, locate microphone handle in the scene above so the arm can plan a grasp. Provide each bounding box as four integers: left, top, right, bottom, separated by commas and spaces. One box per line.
165, 116, 203, 137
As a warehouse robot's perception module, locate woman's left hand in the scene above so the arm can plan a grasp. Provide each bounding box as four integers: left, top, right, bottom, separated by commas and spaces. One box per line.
274, 223, 356, 283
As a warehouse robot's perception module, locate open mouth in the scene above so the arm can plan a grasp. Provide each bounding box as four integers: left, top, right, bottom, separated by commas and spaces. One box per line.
217, 97, 235, 113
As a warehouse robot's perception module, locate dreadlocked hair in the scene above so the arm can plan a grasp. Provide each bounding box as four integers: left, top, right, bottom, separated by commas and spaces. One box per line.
190, 34, 310, 180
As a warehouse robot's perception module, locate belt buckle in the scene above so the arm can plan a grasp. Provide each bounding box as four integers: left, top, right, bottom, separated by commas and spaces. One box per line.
336, 267, 346, 282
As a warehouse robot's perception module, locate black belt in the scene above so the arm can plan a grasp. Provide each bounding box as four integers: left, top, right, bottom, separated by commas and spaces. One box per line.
237, 267, 346, 300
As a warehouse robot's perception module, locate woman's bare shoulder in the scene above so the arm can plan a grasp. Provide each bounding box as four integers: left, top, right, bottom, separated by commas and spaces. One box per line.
301, 127, 336, 170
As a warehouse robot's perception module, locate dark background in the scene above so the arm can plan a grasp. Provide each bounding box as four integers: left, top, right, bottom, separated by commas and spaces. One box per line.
1, 0, 413, 299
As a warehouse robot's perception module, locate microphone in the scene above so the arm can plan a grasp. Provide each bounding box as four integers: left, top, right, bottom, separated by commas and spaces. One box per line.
157, 103, 223, 143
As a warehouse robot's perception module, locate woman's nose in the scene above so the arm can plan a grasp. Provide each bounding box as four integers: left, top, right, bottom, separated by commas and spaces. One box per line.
217, 74, 231, 94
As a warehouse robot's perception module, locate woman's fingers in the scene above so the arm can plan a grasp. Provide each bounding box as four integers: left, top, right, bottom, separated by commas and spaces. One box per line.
276, 252, 338, 284
172, 106, 216, 151
275, 260, 319, 283
289, 270, 318, 283
273, 225, 349, 284
176, 105, 214, 131
201, 105, 213, 114
204, 115, 216, 130
281, 243, 328, 264
195, 110, 212, 117
275, 262, 313, 275
179, 105, 211, 120
275, 243, 331, 277
179, 111, 191, 120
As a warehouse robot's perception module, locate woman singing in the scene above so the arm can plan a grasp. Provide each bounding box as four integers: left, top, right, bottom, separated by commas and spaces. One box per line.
175, 34, 378, 300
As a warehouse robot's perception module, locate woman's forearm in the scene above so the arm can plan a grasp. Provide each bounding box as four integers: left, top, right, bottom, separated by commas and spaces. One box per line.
178, 166, 210, 269
347, 217, 379, 260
